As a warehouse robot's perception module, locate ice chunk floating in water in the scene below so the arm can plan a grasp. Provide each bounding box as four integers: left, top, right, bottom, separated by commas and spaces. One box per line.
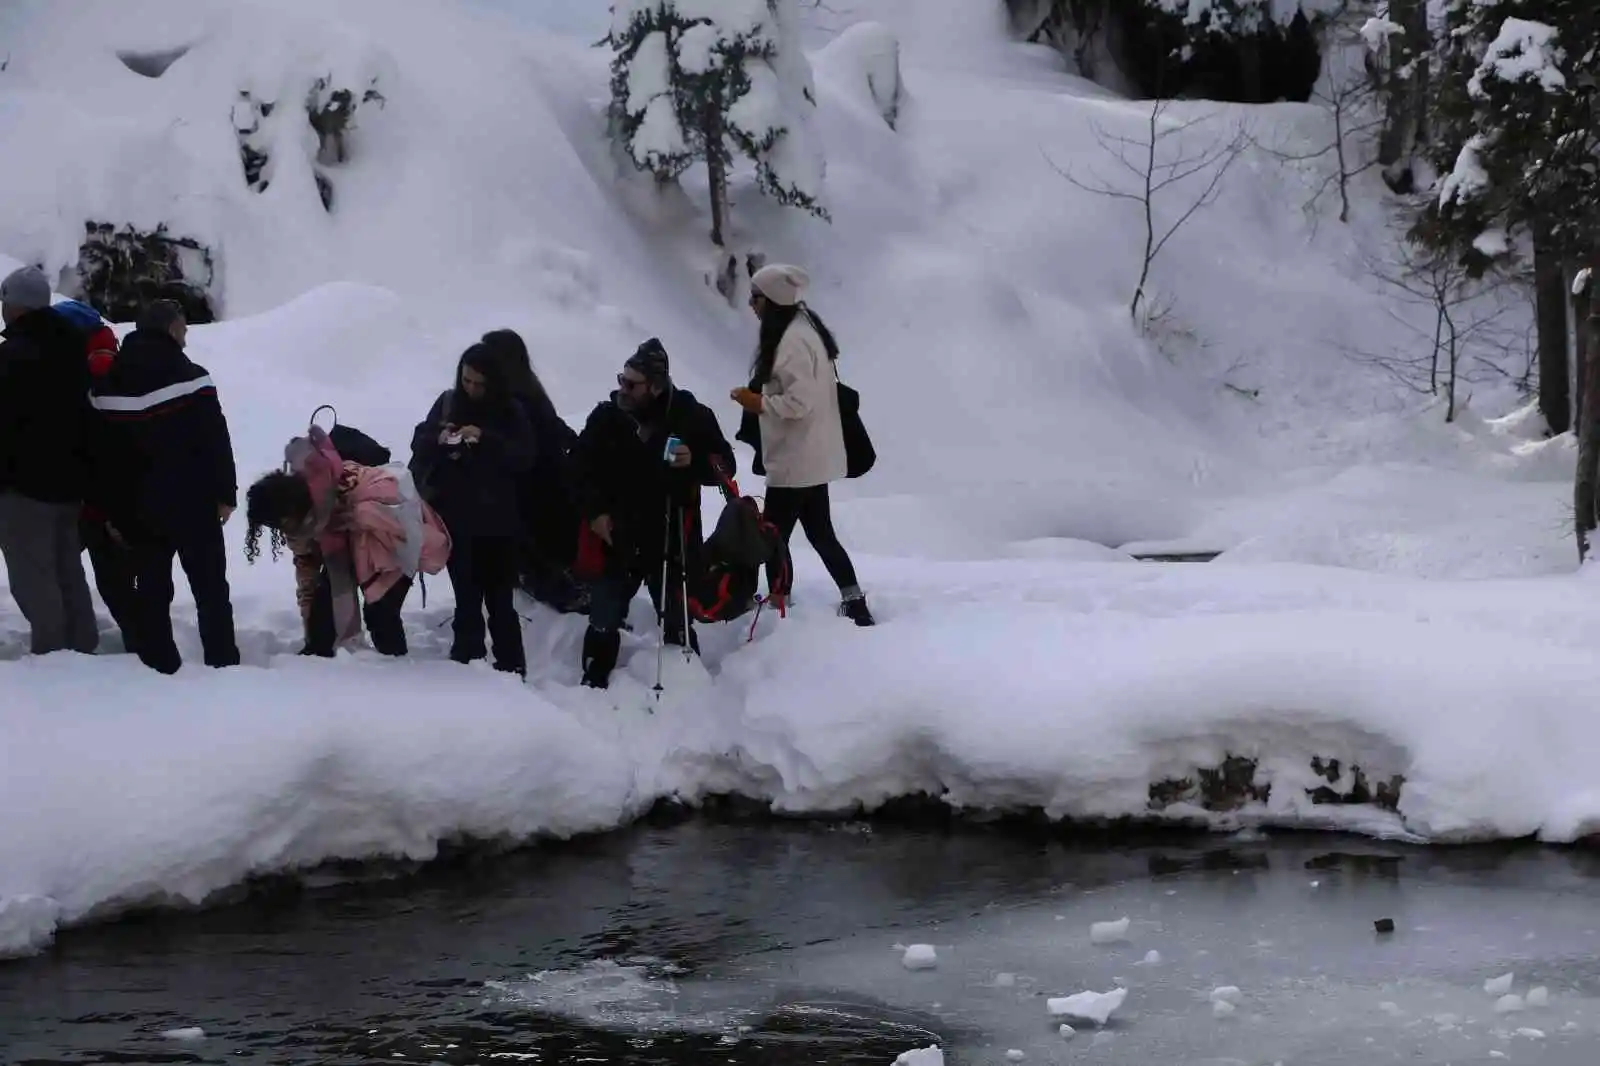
1047, 988, 1127, 1025
1484, 972, 1515, 996
892, 1047, 944, 1066
901, 944, 938, 970
1089, 917, 1130, 944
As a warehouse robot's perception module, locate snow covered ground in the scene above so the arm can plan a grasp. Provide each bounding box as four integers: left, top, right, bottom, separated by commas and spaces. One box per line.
0, 0, 1590, 958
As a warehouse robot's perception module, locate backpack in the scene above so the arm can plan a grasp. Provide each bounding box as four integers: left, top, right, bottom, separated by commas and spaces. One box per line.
308, 404, 392, 468
686, 459, 792, 638
52, 299, 119, 376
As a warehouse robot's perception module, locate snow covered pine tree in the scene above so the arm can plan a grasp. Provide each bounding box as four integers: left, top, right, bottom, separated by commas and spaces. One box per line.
608, 0, 828, 251
1412, 4, 1600, 554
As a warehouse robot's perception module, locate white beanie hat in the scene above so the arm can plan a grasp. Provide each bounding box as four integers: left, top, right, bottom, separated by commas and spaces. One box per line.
751, 263, 810, 307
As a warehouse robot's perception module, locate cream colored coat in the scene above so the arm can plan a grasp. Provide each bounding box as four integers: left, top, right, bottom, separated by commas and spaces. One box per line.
758, 312, 848, 488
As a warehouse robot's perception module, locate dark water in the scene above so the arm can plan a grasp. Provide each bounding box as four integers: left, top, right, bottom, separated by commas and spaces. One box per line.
4, 821, 1600, 1065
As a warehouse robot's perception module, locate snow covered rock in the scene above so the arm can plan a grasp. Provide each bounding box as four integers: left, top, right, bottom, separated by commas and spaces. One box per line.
1212, 999, 1236, 1018
891, 1046, 944, 1066
1047, 987, 1127, 1025
1139, 949, 1162, 965
1005, 1051, 1025, 1062
814, 21, 903, 130
160, 1028, 206, 1041
1208, 985, 1242, 1005
1089, 917, 1130, 944
1058, 1023, 1075, 1039
901, 943, 938, 970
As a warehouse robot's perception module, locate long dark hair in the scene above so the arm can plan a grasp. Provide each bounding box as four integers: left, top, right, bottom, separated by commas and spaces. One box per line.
244, 470, 313, 563
751, 303, 839, 388
482, 328, 558, 422
455, 342, 513, 409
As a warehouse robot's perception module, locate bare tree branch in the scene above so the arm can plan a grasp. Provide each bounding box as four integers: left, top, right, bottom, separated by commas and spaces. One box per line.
1045, 97, 1250, 321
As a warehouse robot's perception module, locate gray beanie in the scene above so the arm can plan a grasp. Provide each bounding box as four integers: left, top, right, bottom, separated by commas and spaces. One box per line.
0, 266, 51, 313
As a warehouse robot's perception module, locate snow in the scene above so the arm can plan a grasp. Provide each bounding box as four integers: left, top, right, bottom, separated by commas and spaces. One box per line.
0, 0, 1588, 958
1047, 987, 1127, 1025
1468, 18, 1567, 100
901, 943, 938, 970
1360, 17, 1404, 53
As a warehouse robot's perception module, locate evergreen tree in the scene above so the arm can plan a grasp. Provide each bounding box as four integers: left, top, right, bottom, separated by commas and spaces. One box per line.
609, 0, 827, 249
1414, 3, 1600, 272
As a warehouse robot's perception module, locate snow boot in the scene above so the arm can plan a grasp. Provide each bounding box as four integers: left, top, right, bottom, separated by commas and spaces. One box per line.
581, 627, 621, 689
840, 595, 875, 627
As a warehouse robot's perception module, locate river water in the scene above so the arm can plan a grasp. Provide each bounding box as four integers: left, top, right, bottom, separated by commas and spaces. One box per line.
4, 820, 1600, 1065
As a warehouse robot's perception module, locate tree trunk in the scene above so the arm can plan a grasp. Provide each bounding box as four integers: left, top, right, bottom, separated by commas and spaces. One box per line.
1577, 268, 1592, 437
1534, 230, 1572, 435
704, 105, 729, 249
1376, 0, 1416, 166
1573, 264, 1600, 561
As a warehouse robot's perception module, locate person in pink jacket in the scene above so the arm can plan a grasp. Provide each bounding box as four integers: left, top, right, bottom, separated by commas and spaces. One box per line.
244, 460, 449, 657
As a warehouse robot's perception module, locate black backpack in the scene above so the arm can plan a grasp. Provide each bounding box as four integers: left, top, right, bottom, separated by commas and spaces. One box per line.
686, 460, 791, 633
310, 405, 391, 467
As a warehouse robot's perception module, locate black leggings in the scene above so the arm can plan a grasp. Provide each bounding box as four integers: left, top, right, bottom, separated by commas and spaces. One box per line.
763, 484, 859, 594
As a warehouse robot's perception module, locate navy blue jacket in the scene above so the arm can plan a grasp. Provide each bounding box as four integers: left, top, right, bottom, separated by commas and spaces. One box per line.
410, 389, 538, 539
88, 328, 237, 535
0, 308, 94, 504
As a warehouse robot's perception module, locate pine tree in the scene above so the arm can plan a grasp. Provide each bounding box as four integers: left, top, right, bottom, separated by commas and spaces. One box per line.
609, 0, 828, 250
1415, 3, 1600, 271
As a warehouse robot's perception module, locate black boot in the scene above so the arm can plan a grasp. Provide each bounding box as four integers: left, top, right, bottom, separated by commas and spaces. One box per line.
581, 627, 621, 689
840, 595, 876, 627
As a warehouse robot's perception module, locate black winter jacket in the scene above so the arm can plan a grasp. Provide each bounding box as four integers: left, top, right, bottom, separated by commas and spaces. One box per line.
0, 308, 95, 504
410, 389, 538, 539
572, 387, 734, 569
88, 328, 238, 534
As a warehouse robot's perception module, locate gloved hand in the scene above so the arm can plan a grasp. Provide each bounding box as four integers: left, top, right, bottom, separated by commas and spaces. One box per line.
730, 386, 764, 414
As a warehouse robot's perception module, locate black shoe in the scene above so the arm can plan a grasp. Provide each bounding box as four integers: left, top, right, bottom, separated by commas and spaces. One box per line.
450, 646, 486, 665
840, 596, 875, 627
581, 627, 621, 689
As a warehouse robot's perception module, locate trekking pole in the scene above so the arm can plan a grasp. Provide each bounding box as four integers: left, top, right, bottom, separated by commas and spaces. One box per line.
653, 496, 673, 703
677, 502, 693, 663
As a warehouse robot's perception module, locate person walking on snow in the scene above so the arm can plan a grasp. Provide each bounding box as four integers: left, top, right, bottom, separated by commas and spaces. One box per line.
409, 343, 537, 676
89, 299, 241, 675
244, 459, 450, 659
731, 264, 874, 626
0, 266, 100, 655
572, 338, 735, 689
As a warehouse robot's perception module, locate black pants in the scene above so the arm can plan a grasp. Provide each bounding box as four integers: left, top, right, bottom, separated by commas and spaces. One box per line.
304, 567, 412, 657
81, 519, 139, 653
447, 535, 524, 673
763, 484, 859, 594
129, 521, 240, 675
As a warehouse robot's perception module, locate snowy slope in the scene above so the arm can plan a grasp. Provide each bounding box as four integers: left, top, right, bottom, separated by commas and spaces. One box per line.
0, 0, 1588, 958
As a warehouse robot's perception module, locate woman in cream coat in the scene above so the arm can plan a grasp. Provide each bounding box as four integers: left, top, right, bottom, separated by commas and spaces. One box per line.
731, 263, 874, 626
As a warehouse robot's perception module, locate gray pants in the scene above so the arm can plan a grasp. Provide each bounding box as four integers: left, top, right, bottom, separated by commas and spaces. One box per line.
0, 493, 99, 655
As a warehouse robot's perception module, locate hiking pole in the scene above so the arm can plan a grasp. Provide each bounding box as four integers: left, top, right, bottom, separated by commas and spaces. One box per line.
653, 496, 673, 703
677, 502, 693, 664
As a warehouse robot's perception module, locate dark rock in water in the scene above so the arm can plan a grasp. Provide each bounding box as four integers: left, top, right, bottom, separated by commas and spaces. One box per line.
1149, 753, 1405, 816
75, 222, 216, 324
1374, 917, 1395, 934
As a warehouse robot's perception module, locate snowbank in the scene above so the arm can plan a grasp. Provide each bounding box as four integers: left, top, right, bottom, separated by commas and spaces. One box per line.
9, 555, 1600, 958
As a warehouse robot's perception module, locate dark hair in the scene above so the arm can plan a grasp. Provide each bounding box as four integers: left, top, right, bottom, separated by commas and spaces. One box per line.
137, 299, 185, 335
751, 304, 839, 388
481, 329, 557, 417
456, 342, 511, 405
244, 470, 313, 564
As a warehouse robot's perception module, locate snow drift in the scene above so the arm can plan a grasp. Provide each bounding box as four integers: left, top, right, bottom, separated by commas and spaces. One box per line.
0, 0, 1587, 960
